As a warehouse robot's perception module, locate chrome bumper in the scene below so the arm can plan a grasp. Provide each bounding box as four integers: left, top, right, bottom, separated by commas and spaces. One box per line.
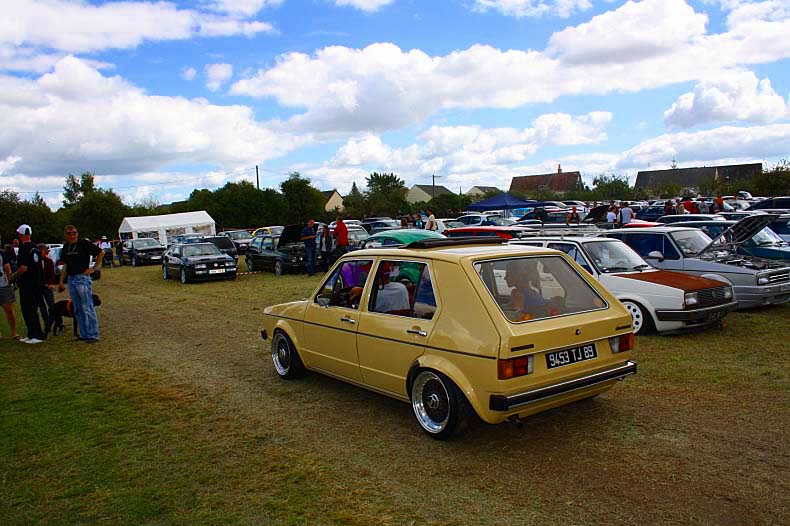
489, 361, 637, 411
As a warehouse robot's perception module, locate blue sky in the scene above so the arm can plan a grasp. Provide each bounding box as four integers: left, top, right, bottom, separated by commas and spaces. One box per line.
1, 0, 789, 208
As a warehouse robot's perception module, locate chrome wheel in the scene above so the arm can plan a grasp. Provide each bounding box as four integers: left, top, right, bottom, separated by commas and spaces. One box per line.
162, 265, 169, 280
412, 371, 450, 434
622, 300, 645, 334
180, 268, 187, 284
271, 331, 304, 379
131, 256, 138, 267
274, 261, 284, 276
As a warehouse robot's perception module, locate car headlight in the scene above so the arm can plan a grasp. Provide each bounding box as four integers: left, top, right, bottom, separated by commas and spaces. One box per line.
723, 287, 733, 299
685, 292, 699, 307
291, 257, 298, 263
195, 264, 207, 269
757, 274, 770, 285
225, 262, 235, 267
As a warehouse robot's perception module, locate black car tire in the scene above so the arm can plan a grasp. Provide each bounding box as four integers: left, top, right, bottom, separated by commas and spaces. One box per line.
274, 260, 284, 276
271, 331, 305, 379
162, 265, 169, 280
410, 369, 470, 440
247, 257, 255, 272
180, 268, 189, 284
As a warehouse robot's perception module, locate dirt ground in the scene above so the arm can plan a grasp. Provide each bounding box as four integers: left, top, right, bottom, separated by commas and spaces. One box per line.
3, 265, 789, 525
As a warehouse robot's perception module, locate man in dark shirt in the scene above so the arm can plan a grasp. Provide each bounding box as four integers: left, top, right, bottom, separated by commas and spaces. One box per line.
38, 244, 57, 333
58, 225, 103, 342
301, 219, 317, 277
11, 224, 47, 344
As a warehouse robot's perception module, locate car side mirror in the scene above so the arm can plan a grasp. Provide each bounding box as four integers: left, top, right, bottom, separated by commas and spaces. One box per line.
317, 297, 331, 307
646, 250, 665, 262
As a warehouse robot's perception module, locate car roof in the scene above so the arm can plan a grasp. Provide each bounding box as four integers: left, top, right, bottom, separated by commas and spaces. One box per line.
512, 236, 617, 244
351, 242, 555, 263
608, 226, 699, 234
367, 229, 444, 242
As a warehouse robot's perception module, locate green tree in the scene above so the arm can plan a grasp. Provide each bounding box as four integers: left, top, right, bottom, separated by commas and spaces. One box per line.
0, 190, 60, 243
365, 172, 407, 217
280, 172, 325, 224
62, 172, 96, 208
63, 188, 128, 240
427, 193, 471, 217
590, 174, 633, 201
342, 182, 369, 218
753, 160, 790, 196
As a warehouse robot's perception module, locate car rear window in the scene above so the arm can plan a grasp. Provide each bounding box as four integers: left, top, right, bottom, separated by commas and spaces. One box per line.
474, 256, 606, 323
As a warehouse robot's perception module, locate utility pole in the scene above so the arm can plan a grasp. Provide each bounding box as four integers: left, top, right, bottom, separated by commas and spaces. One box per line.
256, 165, 260, 189
432, 173, 442, 198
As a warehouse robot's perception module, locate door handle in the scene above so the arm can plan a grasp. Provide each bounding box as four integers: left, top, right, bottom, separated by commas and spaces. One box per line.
340, 317, 356, 324
407, 329, 427, 337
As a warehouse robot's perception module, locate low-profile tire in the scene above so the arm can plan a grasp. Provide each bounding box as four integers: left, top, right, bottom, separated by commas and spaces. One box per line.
162, 265, 169, 280
180, 268, 189, 284
247, 257, 255, 272
131, 256, 138, 267
274, 260, 284, 276
621, 300, 654, 335
410, 369, 469, 440
271, 331, 305, 379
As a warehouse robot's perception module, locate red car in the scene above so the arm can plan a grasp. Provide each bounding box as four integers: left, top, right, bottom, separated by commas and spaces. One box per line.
444, 226, 532, 240
621, 221, 662, 228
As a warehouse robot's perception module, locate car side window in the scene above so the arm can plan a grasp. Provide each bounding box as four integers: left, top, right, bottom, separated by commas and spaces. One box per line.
623, 234, 662, 257
548, 243, 593, 273
263, 238, 274, 251
662, 236, 681, 260
251, 237, 262, 250
315, 260, 373, 309
368, 260, 435, 318
382, 238, 401, 246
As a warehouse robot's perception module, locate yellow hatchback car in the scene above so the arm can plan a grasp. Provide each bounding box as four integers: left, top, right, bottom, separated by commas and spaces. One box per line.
261, 238, 637, 439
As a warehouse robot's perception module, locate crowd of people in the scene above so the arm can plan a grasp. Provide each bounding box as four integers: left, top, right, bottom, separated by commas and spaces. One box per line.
1, 223, 103, 344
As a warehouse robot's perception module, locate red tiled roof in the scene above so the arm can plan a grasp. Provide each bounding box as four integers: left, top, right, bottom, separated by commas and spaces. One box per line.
509, 172, 582, 192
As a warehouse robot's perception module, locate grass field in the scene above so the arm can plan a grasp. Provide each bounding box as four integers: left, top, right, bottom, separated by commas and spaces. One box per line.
2, 263, 789, 525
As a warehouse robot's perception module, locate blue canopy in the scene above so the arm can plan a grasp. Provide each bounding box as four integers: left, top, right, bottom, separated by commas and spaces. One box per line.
466, 193, 539, 211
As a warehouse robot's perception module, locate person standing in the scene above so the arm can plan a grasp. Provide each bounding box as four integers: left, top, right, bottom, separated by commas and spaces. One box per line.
566, 206, 581, 225
99, 236, 114, 268
425, 208, 437, 231
319, 224, 333, 270
116, 238, 124, 266
0, 250, 19, 340
11, 225, 47, 344
333, 216, 349, 262
58, 225, 103, 343
619, 202, 634, 225
663, 201, 674, 217
301, 219, 317, 277
675, 199, 685, 215
38, 244, 57, 334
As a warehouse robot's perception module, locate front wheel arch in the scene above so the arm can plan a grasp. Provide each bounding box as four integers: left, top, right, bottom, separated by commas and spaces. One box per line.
619, 298, 655, 334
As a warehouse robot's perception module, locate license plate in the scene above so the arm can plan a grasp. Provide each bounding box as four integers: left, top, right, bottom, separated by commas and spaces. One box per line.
209, 269, 225, 274
151, 256, 161, 260
707, 310, 725, 321
546, 343, 598, 369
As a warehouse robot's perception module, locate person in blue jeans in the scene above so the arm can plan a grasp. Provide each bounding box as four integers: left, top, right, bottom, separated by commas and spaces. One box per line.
301, 219, 317, 277
57, 225, 103, 342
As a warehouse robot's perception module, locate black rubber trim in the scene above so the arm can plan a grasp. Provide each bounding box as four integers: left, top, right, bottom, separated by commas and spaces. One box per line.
404, 237, 506, 249
615, 324, 632, 331
655, 301, 737, 321
262, 313, 496, 360
511, 344, 534, 352
489, 361, 637, 411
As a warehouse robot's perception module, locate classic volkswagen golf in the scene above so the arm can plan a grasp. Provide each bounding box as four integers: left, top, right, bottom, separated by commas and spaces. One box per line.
260, 238, 637, 439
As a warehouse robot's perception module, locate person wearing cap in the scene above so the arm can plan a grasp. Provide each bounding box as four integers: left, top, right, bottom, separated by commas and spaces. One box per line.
58, 224, 103, 343
0, 247, 19, 340
99, 236, 114, 268
10, 224, 47, 344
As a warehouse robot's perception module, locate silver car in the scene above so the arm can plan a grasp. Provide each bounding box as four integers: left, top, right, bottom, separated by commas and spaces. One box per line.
606, 215, 790, 309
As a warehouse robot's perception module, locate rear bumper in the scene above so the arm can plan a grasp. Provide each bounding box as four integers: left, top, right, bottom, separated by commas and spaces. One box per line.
489, 361, 637, 412
655, 301, 737, 322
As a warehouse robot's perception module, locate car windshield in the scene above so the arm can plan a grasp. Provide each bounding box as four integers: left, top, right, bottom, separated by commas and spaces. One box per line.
226, 231, 250, 240
348, 230, 369, 242
583, 241, 650, 273
134, 238, 160, 248
670, 230, 712, 256
379, 220, 401, 227
750, 227, 786, 246
269, 226, 284, 236
182, 244, 221, 257
487, 217, 517, 226
206, 237, 235, 249
443, 221, 464, 229
474, 256, 606, 323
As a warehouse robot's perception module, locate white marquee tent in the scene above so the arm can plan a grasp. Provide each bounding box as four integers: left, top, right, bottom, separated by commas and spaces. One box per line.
118, 211, 216, 246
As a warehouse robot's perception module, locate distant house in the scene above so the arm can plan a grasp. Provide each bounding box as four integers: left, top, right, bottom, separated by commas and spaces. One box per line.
509, 166, 582, 195
321, 189, 344, 212
635, 163, 762, 192
466, 186, 500, 198
406, 184, 453, 204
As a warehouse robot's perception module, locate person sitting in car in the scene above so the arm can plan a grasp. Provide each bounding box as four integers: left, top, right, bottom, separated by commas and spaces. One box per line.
373, 262, 410, 314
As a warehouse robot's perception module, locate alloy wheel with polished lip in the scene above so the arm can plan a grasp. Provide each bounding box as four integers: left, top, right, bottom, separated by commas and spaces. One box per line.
271, 331, 304, 379
411, 370, 466, 439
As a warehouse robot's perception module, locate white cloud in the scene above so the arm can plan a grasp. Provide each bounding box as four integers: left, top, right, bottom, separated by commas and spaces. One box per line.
472, 0, 592, 18
205, 63, 234, 91
181, 67, 197, 81
209, 0, 284, 17
0, 56, 305, 183
664, 71, 789, 128
230, 0, 790, 136
0, 0, 275, 72
334, 0, 396, 12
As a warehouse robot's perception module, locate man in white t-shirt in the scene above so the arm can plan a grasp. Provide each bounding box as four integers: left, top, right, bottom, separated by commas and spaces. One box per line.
374, 262, 410, 313
99, 236, 114, 268
619, 202, 634, 224
424, 208, 437, 231
606, 209, 617, 223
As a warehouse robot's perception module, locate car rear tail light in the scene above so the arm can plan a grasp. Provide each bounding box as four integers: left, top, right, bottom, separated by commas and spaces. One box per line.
609, 333, 634, 353
498, 355, 534, 379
